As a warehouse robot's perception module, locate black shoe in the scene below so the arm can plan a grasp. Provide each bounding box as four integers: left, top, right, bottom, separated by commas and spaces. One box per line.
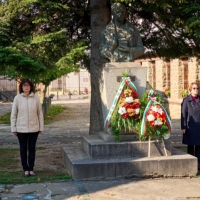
24, 172, 30, 177
29, 173, 36, 176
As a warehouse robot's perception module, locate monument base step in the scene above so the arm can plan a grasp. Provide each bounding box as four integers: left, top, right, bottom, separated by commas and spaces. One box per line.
62, 146, 197, 180
99, 131, 138, 142
82, 135, 172, 158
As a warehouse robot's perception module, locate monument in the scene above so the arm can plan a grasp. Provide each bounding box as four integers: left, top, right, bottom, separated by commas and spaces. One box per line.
99, 2, 146, 137
99, 3, 144, 62
62, 3, 198, 180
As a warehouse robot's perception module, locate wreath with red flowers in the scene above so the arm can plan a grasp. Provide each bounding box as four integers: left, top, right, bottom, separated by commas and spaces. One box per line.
145, 104, 169, 138
110, 85, 141, 141
140, 90, 171, 140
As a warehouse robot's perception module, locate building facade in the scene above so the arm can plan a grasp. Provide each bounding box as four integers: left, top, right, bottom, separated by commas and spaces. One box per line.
0, 76, 17, 91
47, 69, 91, 96
135, 57, 198, 119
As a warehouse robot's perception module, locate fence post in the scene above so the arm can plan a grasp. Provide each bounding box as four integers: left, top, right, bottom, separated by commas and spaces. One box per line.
48, 97, 51, 107
43, 96, 53, 118
43, 97, 47, 117
47, 97, 51, 110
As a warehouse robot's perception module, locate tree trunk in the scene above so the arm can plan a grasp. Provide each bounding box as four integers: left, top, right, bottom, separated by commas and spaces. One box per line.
43, 84, 47, 101
89, 0, 111, 134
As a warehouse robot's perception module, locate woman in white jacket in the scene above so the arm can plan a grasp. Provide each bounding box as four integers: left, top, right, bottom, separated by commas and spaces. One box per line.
11, 79, 44, 177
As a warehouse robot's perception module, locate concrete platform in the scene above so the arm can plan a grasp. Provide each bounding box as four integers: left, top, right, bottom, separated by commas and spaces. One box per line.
82, 135, 172, 158
62, 145, 198, 180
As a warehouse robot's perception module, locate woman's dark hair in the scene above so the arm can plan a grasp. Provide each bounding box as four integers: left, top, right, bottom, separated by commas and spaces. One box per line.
19, 79, 35, 94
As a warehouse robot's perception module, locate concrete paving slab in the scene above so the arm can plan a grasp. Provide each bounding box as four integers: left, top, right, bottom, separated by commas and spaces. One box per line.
45, 182, 79, 196
9, 183, 45, 194
1, 178, 200, 199
1, 194, 19, 199
83, 178, 200, 200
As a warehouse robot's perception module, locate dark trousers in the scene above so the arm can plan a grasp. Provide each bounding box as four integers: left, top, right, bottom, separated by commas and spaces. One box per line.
17, 132, 39, 171
187, 145, 200, 164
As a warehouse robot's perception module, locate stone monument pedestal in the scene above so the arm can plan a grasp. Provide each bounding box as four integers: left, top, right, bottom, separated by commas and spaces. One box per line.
62, 135, 197, 180
81, 135, 172, 159
62, 62, 197, 180
101, 62, 147, 122
99, 131, 138, 142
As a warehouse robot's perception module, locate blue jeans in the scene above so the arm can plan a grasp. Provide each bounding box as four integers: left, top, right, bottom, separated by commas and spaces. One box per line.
17, 132, 39, 171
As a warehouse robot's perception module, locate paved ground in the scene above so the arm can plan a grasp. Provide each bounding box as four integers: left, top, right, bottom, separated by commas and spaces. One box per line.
0, 102, 12, 116
1, 95, 199, 200
1, 178, 200, 200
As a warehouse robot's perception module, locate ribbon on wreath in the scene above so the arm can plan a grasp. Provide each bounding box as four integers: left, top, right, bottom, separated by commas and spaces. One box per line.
141, 90, 172, 139
104, 77, 138, 130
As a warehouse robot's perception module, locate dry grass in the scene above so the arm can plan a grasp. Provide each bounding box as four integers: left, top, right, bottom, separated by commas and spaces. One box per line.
0, 148, 71, 184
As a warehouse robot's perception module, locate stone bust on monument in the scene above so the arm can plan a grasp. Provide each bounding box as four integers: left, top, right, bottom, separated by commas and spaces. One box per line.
99, 2, 144, 62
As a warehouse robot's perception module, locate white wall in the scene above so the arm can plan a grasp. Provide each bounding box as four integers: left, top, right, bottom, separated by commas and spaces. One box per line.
48, 69, 91, 95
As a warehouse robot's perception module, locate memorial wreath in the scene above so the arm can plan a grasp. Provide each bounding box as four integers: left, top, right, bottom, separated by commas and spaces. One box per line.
104, 76, 141, 141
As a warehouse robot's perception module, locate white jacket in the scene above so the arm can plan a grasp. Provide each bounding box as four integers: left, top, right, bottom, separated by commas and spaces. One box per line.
11, 92, 44, 133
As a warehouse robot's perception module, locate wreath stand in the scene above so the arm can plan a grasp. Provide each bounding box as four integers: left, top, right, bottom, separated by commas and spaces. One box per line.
148, 137, 168, 158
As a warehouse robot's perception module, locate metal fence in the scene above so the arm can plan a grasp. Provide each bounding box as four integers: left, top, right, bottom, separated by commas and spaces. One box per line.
0, 91, 16, 102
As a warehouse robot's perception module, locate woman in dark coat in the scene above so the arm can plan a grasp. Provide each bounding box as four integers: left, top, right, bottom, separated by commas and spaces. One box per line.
181, 82, 200, 170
